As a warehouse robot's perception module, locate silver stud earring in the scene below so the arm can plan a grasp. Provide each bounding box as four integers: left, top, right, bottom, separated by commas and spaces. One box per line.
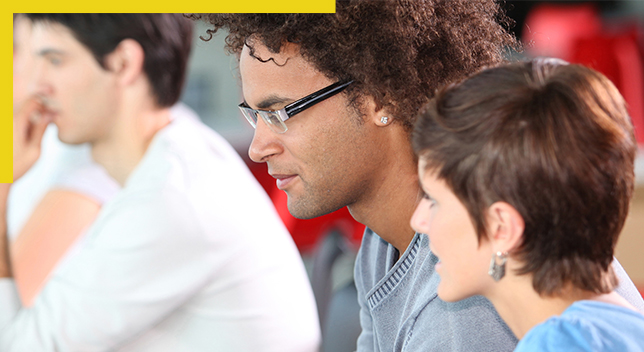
380, 116, 389, 124
488, 251, 508, 281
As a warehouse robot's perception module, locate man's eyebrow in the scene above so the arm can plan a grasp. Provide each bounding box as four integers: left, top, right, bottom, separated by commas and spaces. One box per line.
255, 95, 293, 110
37, 48, 65, 56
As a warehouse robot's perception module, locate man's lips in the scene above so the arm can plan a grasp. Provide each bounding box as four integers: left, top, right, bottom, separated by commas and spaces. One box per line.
37, 96, 60, 114
271, 174, 298, 190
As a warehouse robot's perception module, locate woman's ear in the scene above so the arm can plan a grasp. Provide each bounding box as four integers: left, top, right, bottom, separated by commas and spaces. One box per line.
104, 39, 145, 87
486, 202, 525, 253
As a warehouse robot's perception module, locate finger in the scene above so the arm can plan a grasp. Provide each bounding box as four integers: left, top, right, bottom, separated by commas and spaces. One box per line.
14, 97, 45, 126
14, 97, 42, 140
25, 109, 51, 149
28, 109, 43, 124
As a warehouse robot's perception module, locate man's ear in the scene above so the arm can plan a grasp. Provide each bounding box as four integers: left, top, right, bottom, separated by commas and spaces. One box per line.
357, 94, 395, 127
486, 202, 525, 254
104, 39, 145, 86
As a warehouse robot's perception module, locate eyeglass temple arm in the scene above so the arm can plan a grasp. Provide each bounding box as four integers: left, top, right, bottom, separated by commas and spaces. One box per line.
284, 81, 353, 117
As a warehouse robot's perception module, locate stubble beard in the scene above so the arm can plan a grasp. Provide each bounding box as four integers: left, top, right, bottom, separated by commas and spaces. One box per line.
285, 186, 352, 220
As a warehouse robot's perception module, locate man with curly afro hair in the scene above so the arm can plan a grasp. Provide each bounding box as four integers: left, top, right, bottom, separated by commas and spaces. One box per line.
192, 1, 521, 351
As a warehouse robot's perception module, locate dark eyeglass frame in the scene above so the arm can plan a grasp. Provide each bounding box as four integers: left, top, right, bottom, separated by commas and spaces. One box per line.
238, 80, 353, 134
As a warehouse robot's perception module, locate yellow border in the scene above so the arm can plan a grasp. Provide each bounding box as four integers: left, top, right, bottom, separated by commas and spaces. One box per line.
4, 2, 335, 183
9, 1, 334, 13
3, 13, 11, 183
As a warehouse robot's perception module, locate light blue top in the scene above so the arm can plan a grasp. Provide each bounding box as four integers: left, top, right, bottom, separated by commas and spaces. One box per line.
516, 300, 644, 352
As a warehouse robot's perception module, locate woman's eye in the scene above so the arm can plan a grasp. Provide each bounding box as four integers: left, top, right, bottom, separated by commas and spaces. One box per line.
48, 56, 62, 66
422, 192, 436, 208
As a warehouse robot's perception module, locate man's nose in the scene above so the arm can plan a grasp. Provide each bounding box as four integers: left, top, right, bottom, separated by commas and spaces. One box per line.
28, 63, 54, 99
248, 117, 283, 163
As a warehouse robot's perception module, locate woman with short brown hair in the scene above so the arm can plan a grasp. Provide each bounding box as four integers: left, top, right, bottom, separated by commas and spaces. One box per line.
411, 58, 644, 351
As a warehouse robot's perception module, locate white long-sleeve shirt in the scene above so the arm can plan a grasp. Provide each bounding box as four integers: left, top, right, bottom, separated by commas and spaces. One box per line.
0, 111, 321, 351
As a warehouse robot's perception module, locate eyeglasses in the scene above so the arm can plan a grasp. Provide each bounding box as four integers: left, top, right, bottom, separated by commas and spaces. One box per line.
238, 80, 353, 134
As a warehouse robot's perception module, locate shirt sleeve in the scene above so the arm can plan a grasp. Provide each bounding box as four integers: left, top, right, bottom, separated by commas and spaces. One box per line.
52, 162, 120, 205
515, 318, 595, 352
0, 188, 210, 351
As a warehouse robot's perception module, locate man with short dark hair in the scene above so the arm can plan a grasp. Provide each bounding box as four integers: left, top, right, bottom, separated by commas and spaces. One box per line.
194, 1, 644, 350
2, 14, 320, 351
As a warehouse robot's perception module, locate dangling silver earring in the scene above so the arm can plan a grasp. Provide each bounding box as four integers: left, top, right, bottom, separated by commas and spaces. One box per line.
380, 116, 389, 124
488, 251, 508, 281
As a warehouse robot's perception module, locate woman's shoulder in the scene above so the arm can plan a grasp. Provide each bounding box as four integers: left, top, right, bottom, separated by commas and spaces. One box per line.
516, 300, 644, 352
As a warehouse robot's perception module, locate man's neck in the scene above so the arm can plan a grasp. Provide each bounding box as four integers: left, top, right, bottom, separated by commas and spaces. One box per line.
91, 106, 172, 186
348, 129, 420, 253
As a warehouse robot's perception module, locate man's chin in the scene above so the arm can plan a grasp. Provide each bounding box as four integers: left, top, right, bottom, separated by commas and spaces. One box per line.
286, 194, 342, 220
57, 133, 85, 146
